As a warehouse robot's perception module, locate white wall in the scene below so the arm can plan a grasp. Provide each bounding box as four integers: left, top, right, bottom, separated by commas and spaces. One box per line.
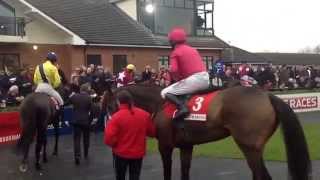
2, 0, 78, 45
25, 17, 72, 44
116, 0, 137, 20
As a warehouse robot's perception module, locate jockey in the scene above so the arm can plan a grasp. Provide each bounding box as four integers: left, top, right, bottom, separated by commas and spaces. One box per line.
116, 64, 135, 88
161, 28, 210, 121
33, 52, 64, 106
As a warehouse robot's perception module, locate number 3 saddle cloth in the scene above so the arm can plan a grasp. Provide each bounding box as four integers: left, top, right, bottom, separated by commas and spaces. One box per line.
163, 91, 220, 122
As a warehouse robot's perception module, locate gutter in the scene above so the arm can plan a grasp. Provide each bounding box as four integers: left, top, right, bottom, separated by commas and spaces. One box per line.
84, 43, 224, 50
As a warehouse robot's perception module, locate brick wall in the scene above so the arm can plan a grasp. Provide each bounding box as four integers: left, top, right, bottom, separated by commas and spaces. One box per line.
0, 43, 72, 78
1, 43, 222, 78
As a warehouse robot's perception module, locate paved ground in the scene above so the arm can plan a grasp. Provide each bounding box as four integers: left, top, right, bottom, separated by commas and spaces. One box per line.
0, 112, 319, 180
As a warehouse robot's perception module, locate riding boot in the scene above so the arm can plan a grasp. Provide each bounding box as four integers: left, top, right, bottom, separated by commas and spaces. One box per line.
165, 93, 189, 127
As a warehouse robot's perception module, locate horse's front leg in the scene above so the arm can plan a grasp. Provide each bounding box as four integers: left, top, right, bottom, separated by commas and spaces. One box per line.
19, 144, 30, 172
35, 130, 45, 170
180, 146, 193, 180
159, 146, 173, 180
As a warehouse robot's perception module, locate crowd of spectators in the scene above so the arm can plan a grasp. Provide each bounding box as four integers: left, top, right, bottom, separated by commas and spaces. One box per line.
216, 64, 320, 90
1, 62, 320, 109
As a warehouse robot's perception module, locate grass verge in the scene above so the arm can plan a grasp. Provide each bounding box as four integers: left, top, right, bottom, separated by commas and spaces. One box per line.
147, 123, 320, 161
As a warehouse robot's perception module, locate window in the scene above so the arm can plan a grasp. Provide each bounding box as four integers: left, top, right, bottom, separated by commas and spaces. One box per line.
113, 55, 127, 75
196, 1, 214, 36
0, 54, 20, 74
138, 0, 214, 36
203, 56, 214, 70
0, 1, 14, 17
87, 54, 101, 66
139, 0, 194, 35
158, 56, 169, 69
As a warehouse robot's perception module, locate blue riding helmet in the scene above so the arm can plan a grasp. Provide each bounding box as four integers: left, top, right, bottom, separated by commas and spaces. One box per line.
47, 52, 57, 62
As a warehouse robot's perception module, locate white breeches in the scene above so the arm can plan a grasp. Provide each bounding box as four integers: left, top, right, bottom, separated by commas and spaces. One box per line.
161, 72, 210, 98
35, 83, 64, 105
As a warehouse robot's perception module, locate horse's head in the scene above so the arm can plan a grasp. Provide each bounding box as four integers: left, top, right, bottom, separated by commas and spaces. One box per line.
102, 83, 164, 115
101, 86, 119, 115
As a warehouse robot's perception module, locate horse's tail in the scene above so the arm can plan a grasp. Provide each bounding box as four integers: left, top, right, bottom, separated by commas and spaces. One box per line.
16, 110, 37, 153
268, 94, 312, 180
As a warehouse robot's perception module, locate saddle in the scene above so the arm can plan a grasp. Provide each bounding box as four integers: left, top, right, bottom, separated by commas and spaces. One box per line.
163, 90, 220, 122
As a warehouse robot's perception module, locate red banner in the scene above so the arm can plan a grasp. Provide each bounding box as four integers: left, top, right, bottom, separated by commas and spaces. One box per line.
0, 112, 21, 144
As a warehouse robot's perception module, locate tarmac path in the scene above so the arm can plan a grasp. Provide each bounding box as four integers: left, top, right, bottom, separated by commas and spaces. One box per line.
0, 112, 319, 180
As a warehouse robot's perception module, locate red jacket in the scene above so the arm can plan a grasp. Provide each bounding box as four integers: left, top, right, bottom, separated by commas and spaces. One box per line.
170, 43, 206, 81
104, 104, 156, 159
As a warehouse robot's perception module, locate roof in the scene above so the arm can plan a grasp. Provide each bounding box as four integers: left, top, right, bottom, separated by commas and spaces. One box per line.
154, 36, 229, 49
257, 53, 320, 65
25, 0, 229, 48
221, 46, 268, 64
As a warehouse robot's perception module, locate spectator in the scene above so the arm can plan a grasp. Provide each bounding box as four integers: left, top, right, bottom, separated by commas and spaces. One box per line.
0, 90, 6, 108
141, 65, 152, 82
71, 68, 81, 93
70, 83, 94, 165
18, 70, 33, 96
56, 64, 68, 85
116, 64, 135, 88
79, 67, 92, 85
104, 90, 155, 180
6, 85, 24, 106
256, 67, 276, 90
157, 67, 171, 87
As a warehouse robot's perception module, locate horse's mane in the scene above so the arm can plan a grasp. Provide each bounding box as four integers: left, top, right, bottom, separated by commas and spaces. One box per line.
105, 83, 163, 114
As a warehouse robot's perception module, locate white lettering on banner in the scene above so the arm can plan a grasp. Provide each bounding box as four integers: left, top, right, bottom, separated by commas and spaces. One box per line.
282, 97, 317, 109
0, 134, 20, 143
276, 93, 320, 113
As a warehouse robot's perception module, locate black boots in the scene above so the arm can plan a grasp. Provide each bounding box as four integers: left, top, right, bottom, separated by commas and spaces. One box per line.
165, 93, 189, 125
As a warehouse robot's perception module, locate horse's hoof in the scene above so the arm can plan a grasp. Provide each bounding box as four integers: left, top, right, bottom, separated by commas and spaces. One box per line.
52, 152, 58, 156
43, 157, 48, 163
35, 163, 42, 171
19, 164, 28, 173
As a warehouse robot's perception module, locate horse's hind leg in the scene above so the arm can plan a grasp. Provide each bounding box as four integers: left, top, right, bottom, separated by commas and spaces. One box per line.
35, 129, 46, 170
42, 134, 48, 163
180, 146, 193, 180
52, 120, 59, 156
238, 144, 272, 180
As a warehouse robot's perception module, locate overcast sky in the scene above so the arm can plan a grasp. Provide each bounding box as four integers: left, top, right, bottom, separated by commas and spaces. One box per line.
214, 0, 320, 53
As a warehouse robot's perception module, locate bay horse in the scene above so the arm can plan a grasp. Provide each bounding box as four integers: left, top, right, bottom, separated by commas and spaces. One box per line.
102, 84, 311, 180
16, 85, 71, 172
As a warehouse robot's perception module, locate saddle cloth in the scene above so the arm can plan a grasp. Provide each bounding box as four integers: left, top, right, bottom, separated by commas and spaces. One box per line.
163, 91, 220, 121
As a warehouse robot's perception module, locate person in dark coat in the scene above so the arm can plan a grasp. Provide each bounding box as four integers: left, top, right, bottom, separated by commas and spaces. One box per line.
141, 65, 152, 82
70, 83, 94, 165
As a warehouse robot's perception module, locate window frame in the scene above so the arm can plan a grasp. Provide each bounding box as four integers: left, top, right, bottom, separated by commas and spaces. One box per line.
202, 56, 214, 70
0, 53, 20, 74
158, 55, 170, 69
138, 0, 214, 37
196, 1, 214, 36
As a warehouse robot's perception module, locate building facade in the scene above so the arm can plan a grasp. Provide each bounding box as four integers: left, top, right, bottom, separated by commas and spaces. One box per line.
0, 0, 229, 78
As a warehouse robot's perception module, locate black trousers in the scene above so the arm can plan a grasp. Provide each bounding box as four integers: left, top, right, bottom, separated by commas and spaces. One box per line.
73, 124, 90, 159
113, 154, 143, 180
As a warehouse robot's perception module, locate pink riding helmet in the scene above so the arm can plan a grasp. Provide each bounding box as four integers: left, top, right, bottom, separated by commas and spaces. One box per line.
168, 28, 187, 43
